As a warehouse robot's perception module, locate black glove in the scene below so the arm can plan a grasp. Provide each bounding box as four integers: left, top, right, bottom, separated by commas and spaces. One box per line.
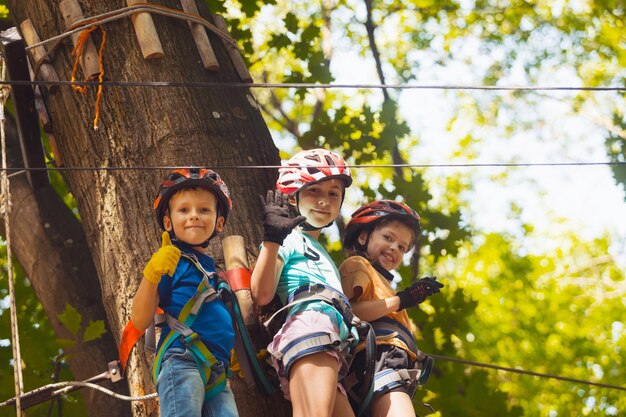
396, 276, 444, 311
259, 190, 306, 245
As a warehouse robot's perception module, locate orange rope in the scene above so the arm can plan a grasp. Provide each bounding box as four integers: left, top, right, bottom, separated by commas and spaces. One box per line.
69, 27, 96, 92
69, 26, 107, 130
93, 29, 106, 130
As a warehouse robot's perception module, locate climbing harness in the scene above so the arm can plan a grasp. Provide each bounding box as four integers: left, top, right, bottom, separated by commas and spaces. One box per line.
218, 271, 276, 396
263, 283, 377, 416
155, 261, 225, 399
119, 251, 274, 399
127, 252, 227, 400
352, 321, 377, 417
264, 284, 356, 375
118, 252, 224, 400
342, 316, 434, 416
360, 317, 434, 404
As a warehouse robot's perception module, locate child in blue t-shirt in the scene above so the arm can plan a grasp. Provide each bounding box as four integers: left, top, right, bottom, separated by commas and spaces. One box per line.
251, 148, 357, 417
131, 168, 238, 417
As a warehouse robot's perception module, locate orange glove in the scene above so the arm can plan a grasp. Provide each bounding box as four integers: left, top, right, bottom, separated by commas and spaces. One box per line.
143, 232, 181, 284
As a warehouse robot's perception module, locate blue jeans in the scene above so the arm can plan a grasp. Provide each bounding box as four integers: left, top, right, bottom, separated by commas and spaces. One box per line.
155, 347, 239, 417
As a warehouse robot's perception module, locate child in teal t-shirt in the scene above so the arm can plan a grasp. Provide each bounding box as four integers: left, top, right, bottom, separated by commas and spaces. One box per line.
251, 148, 357, 417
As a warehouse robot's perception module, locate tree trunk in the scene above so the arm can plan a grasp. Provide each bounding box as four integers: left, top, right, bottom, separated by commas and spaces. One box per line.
2, 115, 132, 417
5, 0, 291, 416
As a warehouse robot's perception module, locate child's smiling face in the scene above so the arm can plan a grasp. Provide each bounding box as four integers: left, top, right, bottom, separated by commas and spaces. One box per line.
295, 178, 344, 229
358, 220, 415, 271
163, 188, 224, 248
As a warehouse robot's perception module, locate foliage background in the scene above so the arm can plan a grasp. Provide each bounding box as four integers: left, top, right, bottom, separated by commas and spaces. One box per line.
1, 0, 625, 416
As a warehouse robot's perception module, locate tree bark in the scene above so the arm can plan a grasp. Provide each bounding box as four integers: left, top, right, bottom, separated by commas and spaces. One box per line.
5, 0, 291, 416
1, 116, 132, 417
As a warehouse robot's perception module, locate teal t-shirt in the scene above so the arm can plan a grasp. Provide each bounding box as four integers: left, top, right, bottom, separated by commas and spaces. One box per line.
270, 229, 353, 341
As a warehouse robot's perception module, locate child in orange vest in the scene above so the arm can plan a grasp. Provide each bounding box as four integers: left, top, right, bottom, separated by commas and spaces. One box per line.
340, 200, 443, 417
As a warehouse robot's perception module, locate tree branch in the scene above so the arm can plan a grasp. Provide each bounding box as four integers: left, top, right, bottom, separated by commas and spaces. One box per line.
1, 115, 132, 417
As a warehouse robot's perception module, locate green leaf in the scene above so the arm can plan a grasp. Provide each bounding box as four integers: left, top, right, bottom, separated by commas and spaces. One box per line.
56, 338, 76, 350
239, 0, 264, 16
83, 320, 106, 343
268, 33, 291, 50
203, 0, 226, 14
308, 51, 332, 84
57, 304, 82, 338
284, 12, 298, 33
300, 24, 320, 44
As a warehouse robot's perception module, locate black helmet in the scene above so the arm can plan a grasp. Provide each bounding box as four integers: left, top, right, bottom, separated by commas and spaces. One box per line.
152, 168, 232, 247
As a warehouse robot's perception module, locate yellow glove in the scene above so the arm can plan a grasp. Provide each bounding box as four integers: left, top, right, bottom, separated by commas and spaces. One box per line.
143, 232, 181, 284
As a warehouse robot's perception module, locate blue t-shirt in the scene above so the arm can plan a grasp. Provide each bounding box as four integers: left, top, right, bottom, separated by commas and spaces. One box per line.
156, 245, 234, 366
272, 229, 352, 340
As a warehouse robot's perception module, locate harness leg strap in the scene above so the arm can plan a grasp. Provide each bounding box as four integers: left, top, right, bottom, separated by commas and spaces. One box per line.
268, 331, 342, 377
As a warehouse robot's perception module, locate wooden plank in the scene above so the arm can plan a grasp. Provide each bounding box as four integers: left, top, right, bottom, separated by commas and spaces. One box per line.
126, 0, 165, 60
22, 46, 63, 166
60, 0, 101, 79
32, 85, 63, 167
19, 19, 60, 94
0, 27, 50, 188
212, 15, 252, 82
180, 0, 219, 71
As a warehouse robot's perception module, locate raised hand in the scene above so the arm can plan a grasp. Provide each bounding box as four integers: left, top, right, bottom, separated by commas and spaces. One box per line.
143, 231, 182, 284
259, 190, 306, 245
396, 276, 444, 311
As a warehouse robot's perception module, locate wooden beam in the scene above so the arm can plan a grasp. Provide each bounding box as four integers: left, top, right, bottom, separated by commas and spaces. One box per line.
60, 0, 101, 79
180, 0, 220, 71
222, 235, 254, 326
32, 86, 63, 167
0, 27, 49, 189
18, 19, 60, 94
126, 0, 165, 60
212, 15, 252, 83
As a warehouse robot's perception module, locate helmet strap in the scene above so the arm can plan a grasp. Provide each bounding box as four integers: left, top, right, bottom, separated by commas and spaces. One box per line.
300, 221, 323, 231
371, 261, 395, 282
169, 233, 193, 251
167, 218, 217, 250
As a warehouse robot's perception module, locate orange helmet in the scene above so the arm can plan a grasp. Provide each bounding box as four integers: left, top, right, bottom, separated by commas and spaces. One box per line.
276, 148, 352, 195
153, 168, 232, 230
343, 200, 421, 250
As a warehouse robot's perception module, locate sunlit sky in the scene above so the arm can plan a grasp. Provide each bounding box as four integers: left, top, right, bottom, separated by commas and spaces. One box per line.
323, 16, 626, 266
255, 1, 626, 267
